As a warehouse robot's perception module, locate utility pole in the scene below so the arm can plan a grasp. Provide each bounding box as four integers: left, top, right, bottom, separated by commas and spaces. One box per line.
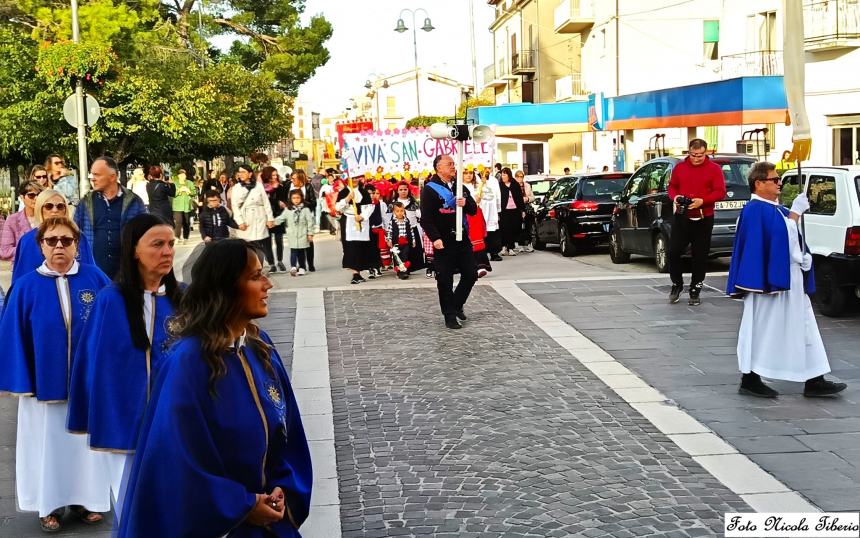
469, 0, 478, 94
71, 0, 89, 198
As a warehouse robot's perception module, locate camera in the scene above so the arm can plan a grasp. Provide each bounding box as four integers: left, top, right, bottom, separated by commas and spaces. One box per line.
675, 195, 694, 216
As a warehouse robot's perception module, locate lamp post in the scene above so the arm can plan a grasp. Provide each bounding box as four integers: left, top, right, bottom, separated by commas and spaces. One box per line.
394, 9, 434, 118
71, 0, 89, 198
364, 76, 390, 130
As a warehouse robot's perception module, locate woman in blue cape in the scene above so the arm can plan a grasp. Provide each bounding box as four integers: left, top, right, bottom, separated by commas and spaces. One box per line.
11, 189, 94, 285
0, 217, 111, 532
66, 213, 182, 519
119, 239, 312, 537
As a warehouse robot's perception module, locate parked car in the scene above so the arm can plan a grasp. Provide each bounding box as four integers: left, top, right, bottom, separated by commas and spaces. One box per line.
780, 166, 860, 316
523, 175, 557, 208
534, 172, 631, 256
609, 154, 756, 272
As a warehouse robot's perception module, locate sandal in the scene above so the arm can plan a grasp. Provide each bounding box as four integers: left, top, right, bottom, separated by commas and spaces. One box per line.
39, 509, 63, 533
70, 505, 104, 525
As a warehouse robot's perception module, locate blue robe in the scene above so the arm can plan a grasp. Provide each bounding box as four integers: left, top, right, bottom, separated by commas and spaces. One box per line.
0, 263, 109, 401
11, 229, 95, 285
118, 333, 312, 537
66, 284, 175, 451
726, 199, 815, 297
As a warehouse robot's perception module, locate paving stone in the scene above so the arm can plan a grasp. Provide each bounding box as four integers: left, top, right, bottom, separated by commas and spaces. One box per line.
326, 287, 748, 536
522, 277, 860, 513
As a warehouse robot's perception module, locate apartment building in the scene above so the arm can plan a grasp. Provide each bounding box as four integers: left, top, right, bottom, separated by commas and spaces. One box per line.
475, 0, 860, 171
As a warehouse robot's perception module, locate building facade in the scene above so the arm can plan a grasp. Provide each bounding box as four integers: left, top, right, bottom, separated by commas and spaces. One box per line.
477, 0, 860, 172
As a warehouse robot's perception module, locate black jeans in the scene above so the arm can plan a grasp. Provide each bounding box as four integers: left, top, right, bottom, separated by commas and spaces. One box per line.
306, 242, 315, 269
269, 231, 284, 262
252, 239, 275, 266
669, 215, 714, 286
173, 211, 190, 240
433, 240, 478, 318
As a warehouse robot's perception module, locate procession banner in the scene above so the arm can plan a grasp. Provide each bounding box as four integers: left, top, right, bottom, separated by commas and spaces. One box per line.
343, 127, 496, 180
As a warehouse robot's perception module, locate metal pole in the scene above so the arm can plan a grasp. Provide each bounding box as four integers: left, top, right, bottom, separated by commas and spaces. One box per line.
456, 139, 464, 241
71, 0, 89, 199
469, 0, 478, 93
412, 13, 421, 117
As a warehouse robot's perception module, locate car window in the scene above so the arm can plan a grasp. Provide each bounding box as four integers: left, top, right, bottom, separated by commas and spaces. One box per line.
579, 179, 628, 202
624, 165, 652, 199
558, 180, 580, 201
855, 175, 860, 205
545, 179, 571, 203
729, 162, 752, 187
644, 162, 670, 193
808, 174, 837, 215
780, 173, 804, 206
529, 180, 554, 196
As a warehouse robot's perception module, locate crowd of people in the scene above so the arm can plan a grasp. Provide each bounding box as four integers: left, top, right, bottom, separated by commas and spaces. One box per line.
0, 155, 312, 535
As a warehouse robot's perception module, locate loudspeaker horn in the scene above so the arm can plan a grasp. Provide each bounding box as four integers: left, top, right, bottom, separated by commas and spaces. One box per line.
470, 124, 493, 142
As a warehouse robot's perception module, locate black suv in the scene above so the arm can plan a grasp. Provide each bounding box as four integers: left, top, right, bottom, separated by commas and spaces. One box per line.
534, 172, 631, 256
609, 154, 755, 272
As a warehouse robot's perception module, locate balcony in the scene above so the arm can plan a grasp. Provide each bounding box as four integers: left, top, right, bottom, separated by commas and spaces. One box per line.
511, 49, 536, 75
483, 63, 508, 89
804, 0, 860, 51
720, 50, 783, 79
555, 73, 588, 102
554, 0, 594, 34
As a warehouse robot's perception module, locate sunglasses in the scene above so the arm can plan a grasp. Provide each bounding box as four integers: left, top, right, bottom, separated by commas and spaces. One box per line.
34, 174, 48, 180
42, 236, 75, 248
43, 202, 66, 211
24, 192, 38, 199
53, 161, 65, 166
761, 176, 782, 184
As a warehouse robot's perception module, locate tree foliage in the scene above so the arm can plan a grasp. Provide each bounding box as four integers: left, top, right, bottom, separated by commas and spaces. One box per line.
0, 0, 332, 167
405, 116, 451, 128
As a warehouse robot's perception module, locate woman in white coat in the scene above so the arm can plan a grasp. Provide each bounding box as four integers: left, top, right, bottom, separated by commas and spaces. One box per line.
230, 164, 274, 266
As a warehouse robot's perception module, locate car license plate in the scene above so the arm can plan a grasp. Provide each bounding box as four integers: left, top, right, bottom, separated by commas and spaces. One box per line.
715, 200, 747, 210
603, 223, 610, 232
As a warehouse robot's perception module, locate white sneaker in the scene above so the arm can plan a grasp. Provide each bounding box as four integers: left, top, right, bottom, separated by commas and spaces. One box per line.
509, 248, 518, 256
289, 266, 298, 276
525, 244, 534, 253
501, 248, 509, 256
298, 268, 306, 276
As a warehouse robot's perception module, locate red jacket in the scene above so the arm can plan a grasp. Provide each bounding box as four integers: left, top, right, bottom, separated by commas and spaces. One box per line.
667, 156, 726, 218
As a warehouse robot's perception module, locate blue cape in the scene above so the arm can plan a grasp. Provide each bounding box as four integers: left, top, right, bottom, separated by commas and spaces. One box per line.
66, 284, 175, 451
0, 263, 109, 401
726, 199, 815, 296
118, 333, 312, 537
11, 229, 94, 285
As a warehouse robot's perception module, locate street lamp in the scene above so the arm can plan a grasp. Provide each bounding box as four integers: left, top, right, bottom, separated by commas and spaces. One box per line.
364, 76, 390, 130
394, 8, 434, 117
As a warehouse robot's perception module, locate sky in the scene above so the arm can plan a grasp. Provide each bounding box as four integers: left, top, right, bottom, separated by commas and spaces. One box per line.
296, 0, 495, 116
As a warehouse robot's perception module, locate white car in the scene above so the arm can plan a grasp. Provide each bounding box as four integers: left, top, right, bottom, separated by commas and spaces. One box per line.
781, 166, 860, 316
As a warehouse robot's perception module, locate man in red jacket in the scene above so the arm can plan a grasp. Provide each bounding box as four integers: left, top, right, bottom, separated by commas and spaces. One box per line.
667, 139, 727, 306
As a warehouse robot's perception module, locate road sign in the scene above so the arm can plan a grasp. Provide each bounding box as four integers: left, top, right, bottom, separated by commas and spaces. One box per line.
63, 94, 101, 128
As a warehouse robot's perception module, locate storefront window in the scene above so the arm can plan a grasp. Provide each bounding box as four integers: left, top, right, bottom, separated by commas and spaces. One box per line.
833, 126, 860, 165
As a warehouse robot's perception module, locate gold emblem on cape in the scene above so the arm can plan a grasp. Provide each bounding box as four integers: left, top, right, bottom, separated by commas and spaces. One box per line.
267, 385, 281, 404
165, 317, 181, 335
79, 290, 95, 304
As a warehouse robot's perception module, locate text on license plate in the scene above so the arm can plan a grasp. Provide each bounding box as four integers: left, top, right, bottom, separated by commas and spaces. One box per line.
715, 200, 747, 210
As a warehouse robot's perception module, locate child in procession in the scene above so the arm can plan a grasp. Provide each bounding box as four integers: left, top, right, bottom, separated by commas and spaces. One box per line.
199, 191, 237, 242
386, 202, 415, 280
274, 190, 315, 276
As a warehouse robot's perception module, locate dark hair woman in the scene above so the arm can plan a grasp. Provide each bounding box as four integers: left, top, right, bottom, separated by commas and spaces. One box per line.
498, 167, 525, 255
118, 239, 312, 537
67, 214, 182, 521
145, 165, 176, 224
262, 166, 289, 273
230, 164, 275, 272
290, 170, 318, 271
0, 217, 111, 532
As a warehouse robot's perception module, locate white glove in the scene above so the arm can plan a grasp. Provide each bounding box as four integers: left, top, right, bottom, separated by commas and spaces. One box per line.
790, 193, 810, 216
801, 252, 813, 271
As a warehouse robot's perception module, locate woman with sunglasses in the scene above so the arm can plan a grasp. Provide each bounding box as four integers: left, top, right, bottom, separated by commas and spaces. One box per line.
118, 239, 312, 537
30, 165, 53, 189
67, 214, 182, 523
11, 190, 94, 285
0, 216, 112, 532
0, 181, 44, 262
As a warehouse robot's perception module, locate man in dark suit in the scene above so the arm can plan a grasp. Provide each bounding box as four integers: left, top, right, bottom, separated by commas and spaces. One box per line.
420, 155, 479, 330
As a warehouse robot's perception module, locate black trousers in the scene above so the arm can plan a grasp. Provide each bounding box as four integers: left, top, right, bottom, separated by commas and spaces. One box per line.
253, 238, 275, 266
306, 241, 315, 269
499, 209, 522, 250
433, 240, 478, 318
486, 230, 502, 256
173, 211, 190, 239
269, 231, 284, 262
669, 215, 714, 286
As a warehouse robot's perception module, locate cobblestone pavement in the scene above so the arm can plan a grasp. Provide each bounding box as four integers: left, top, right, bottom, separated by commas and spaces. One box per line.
521, 276, 860, 512
0, 293, 296, 537
326, 286, 751, 537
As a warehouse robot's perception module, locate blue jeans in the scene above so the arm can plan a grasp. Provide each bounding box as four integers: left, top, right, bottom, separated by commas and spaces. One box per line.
290, 248, 307, 269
